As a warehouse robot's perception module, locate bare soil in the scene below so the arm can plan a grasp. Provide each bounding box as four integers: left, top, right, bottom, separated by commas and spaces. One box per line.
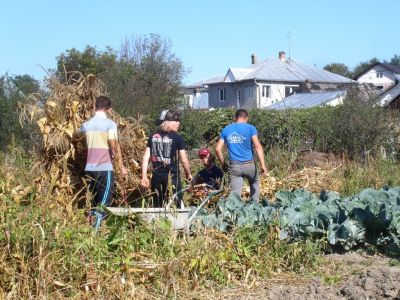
200, 253, 400, 300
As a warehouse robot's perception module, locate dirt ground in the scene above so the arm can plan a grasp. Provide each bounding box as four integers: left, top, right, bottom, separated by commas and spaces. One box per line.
202, 252, 400, 300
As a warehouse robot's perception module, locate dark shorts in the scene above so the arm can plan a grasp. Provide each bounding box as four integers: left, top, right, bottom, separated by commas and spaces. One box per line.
86, 171, 115, 207
150, 173, 182, 208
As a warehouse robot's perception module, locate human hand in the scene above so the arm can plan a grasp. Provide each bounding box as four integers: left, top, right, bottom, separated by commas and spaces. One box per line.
120, 166, 128, 178
185, 173, 193, 182
141, 177, 150, 189
222, 162, 229, 172
260, 166, 268, 176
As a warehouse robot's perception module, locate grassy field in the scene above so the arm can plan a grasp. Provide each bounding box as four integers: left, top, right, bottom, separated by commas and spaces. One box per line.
1, 148, 400, 298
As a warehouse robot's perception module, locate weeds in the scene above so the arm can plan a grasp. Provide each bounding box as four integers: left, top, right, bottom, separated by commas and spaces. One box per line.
0, 193, 323, 298
1, 150, 400, 298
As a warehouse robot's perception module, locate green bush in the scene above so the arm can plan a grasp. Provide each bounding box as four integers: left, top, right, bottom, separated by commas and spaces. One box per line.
0, 74, 40, 151
179, 94, 400, 159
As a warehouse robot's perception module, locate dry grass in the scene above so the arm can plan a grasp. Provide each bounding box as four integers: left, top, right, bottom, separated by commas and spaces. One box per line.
18, 72, 148, 211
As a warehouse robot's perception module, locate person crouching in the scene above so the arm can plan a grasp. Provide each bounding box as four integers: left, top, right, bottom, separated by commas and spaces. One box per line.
193, 148, 223, 190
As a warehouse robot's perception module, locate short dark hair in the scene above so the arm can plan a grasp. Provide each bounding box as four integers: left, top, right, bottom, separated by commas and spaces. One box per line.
235, 109, 248, 119
164, 110, 180, 122
95, 96, 112, 110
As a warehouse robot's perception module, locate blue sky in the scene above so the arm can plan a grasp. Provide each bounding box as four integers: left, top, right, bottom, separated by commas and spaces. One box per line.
1, 0, 399, 84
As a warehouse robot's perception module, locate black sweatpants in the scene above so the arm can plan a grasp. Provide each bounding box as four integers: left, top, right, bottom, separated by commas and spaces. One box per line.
86, 171, 115, 207
150, 173, 182, 208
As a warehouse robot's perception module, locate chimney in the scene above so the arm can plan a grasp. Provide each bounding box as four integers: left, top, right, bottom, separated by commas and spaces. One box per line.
279, 51, 286, 62
251, 53, 258, 65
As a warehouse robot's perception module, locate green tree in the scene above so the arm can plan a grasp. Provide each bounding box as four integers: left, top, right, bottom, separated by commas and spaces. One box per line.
0, 74, 38, 150
352, 58, 380, 79
323, 63, 352, 78
56, 45, 118, 81
55, 34, 186, 117
113, 34, 187, 117
387, 54, 400, 67
12, 74, 40, 95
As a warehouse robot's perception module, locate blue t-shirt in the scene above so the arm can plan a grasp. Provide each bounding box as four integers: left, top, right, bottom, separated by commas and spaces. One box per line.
220, 123, 257, 162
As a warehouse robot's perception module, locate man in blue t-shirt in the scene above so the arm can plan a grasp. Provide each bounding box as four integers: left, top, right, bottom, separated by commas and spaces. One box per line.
215, 109, 267, 201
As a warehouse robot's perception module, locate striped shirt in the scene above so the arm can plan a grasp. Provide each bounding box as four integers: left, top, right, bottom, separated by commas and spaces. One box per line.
80, 111, 118, 171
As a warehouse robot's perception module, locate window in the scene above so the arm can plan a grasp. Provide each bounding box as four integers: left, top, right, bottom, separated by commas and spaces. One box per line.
236, 90, 241, 108
377, 72, 383, 78
261, 85, 271, 98
245, 87, 254, 99
218, 88, 226, 101
285, 85, 301, 97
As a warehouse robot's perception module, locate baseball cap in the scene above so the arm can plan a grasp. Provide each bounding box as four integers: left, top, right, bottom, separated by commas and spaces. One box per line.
159, 110, 180, 122
198, 148, 211, 157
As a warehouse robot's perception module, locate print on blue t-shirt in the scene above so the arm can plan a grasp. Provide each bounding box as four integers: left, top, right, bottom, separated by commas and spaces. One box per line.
220, 123, 257, 162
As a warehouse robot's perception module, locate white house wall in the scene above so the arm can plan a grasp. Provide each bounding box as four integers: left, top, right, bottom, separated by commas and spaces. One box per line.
209, 81, 305, 109
357, 65, 396, 89
326, 95, 345, 107
258, 84, 293, 108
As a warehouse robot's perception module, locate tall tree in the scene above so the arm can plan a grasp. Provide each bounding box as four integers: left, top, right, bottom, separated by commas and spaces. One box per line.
55, 34, 186, 117
0, 74, 39, 150
56, 46, 117, 80
352, 58, 380, 79
388, 54, 400, 66
323, 63, 352, 78
113, 34, 186, 116
12, 74, 40, 95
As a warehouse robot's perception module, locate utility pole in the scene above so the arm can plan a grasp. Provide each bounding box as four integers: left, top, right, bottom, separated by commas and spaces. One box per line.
286, 31, 291, 59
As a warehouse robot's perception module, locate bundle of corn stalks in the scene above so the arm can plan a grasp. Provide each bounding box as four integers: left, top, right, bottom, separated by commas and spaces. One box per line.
19, 72, 147, 210
242, 173, 279, 200
280, 166, 340, 194
242, 166, 340, 201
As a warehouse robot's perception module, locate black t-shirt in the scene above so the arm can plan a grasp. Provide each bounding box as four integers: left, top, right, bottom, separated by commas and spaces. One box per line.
196, 165, 223, 189
147, 131, 186, 176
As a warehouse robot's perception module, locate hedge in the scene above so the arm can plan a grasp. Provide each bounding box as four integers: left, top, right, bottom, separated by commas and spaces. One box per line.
179, 98, 400, 159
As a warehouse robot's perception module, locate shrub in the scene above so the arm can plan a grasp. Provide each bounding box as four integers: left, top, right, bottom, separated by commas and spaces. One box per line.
179, 94, 400, 159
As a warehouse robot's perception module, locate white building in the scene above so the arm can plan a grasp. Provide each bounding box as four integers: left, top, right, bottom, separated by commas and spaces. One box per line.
183, 76, 224, 108
207, 52, 354, 109
357, 63, 400, 91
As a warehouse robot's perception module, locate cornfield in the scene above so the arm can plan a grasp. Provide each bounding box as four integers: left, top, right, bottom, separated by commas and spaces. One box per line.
19, 72, 148, 211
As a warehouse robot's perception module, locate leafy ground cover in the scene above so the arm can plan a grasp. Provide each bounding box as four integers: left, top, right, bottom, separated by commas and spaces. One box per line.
194, 188, 400, 256
1, 150, 400, 299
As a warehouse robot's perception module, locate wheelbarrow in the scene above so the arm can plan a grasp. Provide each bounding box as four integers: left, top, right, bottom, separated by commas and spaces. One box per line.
106, 186, 224, 230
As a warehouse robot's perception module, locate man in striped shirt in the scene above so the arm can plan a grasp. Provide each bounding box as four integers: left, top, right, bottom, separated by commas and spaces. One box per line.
79, 96, 127, 229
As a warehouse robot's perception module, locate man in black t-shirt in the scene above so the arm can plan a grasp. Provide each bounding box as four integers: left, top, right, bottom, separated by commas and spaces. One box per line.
193, 148, 223, 190
141, 110, 192, 207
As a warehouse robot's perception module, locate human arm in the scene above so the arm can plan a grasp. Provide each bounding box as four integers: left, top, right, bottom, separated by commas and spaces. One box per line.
179, 149, 192, 182
191, 172, 202, 186
141, 147, 151, 188
215, 138, 228, 172
251, 135, 267, 175
72, 122, 85, 142
109, 139, 128, 177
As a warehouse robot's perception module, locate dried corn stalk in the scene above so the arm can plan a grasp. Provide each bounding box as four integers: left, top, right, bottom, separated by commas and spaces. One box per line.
19, 72, 147, 208
242, 166, 341, 200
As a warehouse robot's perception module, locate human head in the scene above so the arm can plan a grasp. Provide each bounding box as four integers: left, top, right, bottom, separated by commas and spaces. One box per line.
198, 148, 214, 167
234, 109, 249, 123
159, 110, 180, 132
95, 96, 112, 111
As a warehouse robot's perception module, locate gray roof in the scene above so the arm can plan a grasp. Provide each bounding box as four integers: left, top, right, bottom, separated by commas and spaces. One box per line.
222, 58, 354, 84
356, 62, 400, 79
185, 75, 225, 88
379, 82, 400, 107
267, 90, 346, 110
